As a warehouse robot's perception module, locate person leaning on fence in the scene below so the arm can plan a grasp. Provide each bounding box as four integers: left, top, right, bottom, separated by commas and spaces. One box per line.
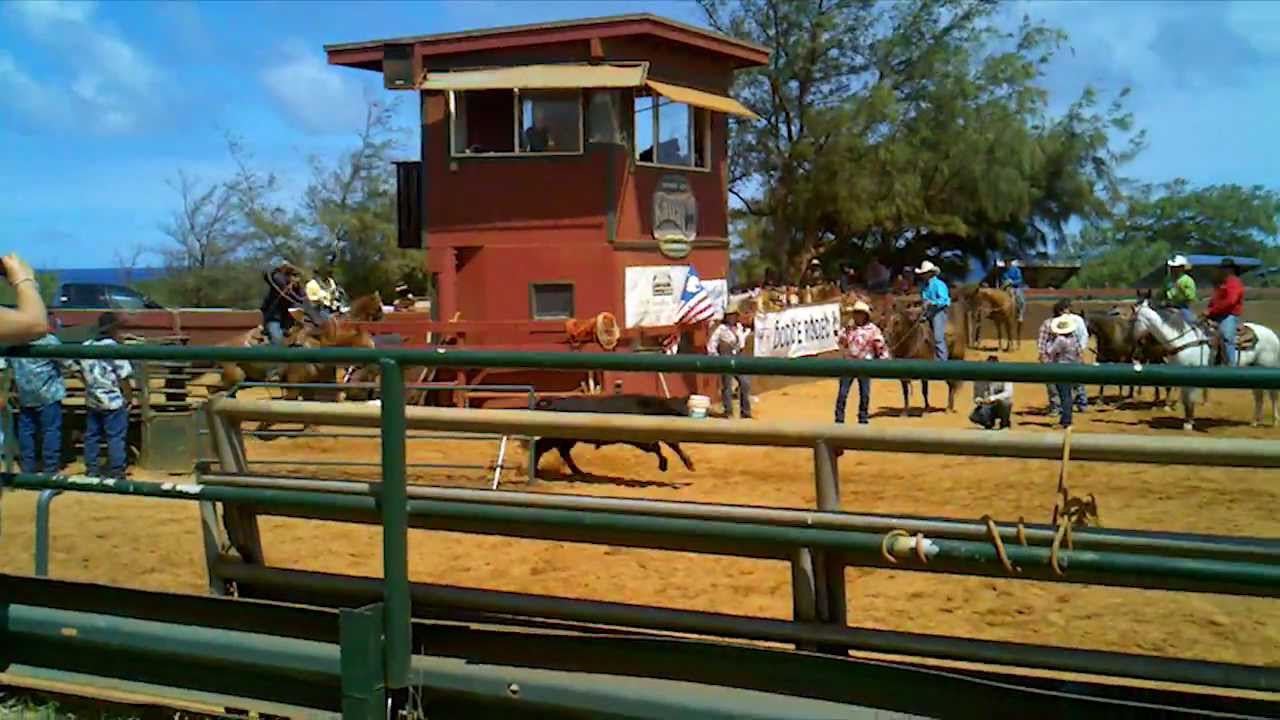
707, 305, 752, 420
835, 300, 890, 425
1044, 316, 1083, 428
970, 355, 1013, 430
1206, 257, 1245, 366
915, 261, 950, 360
10, 332, 74, 474
77, 313, 134, 479
1163, 255, 1198, 324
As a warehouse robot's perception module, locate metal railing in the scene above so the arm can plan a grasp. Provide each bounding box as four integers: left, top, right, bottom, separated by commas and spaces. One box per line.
2, 341, 1279, 718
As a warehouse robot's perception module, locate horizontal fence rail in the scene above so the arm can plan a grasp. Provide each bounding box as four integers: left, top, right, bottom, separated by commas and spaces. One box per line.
6, 343, 1280, 389
209, 398, 1280, 468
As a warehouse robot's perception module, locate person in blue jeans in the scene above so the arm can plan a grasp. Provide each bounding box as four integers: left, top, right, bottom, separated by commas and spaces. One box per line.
916, 260, 950, 360
834, 301, 890, 424
1044, 316, 1083, 428
10, 334, 73, 474
77, 313, 134, 478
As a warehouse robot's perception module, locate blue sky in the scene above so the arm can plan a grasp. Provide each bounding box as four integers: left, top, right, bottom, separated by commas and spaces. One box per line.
2, 0, 1278, 270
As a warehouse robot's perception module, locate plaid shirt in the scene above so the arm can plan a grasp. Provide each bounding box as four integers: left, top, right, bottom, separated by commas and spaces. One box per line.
1046, 334, 1082, 364
1038, 314, 1087, 362
838, 323, 891, 360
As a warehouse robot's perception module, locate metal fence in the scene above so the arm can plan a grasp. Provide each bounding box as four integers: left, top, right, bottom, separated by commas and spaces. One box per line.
2, 343, 1280, 719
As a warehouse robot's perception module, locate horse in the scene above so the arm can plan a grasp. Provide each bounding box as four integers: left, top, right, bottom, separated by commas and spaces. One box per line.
1131, 299, 1280, 430
345, 292, 384, 322
874, 295, 968, 413
1085, 307, 1170, 405
967, 286, 1021, 351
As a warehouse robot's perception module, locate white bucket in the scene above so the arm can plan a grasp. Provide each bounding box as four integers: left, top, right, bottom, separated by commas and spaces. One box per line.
687, 394, 711, 419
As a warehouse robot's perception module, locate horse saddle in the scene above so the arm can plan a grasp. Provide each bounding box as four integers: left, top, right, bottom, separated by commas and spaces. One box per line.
1203, 320, 1257, 364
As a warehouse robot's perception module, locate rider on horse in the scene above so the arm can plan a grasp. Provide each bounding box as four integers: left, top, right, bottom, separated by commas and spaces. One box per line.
304, 252, 345, 325
1205, 257, 1246, 366
260, 260, 305, 346
998, 257, 1026, 322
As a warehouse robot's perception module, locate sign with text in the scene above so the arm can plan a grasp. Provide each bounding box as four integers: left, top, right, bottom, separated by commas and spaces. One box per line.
624, 265, 726, 328
652, 174, 698, 259
753, 302, 842, 358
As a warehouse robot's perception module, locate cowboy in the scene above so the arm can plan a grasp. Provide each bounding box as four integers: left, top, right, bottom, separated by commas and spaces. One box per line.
77, 312, 135, 478
1205, 258, 1245, 366
305, 252, 342, 323
1163, 255, 1198, 324
970, 355, 1013, 430
706, 304, 752, 419
260, 260, 303, 345
915, 260, 950, 360
1037, 300, 1088, 415
1044, 315, 1083, 428
998, 257, 1026, 322
835, 300, 890, 424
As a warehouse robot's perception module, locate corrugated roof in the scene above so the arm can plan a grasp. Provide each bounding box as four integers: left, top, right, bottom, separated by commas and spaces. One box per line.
323, 13, 769, 55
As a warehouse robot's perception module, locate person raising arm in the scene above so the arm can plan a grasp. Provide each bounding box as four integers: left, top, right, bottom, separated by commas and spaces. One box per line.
0, 254, 51, 343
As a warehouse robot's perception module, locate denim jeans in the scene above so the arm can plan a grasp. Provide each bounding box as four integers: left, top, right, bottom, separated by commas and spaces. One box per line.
85, 407, 128, 477
18, 402, 62, 473
1178, 307, 1195, 324
835, 376, 871, 424
928, 309, 949, 361
1046, 384, 1087, 411
1055, 385, 1074, 427
1218, 314, 1239, 366
969, 400, 1011, 429
721, 375, 752, 419
265, 320, 286, 345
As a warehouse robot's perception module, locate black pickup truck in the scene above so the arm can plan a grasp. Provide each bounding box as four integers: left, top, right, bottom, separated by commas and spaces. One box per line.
53, 282, 165, 311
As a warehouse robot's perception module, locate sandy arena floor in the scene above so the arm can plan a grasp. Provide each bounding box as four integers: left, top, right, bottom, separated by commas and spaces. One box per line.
1, 345, 1277, 671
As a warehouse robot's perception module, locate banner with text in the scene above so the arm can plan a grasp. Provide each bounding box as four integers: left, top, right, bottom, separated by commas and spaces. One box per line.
624, 266, 727, 328
753, 302, 842, 358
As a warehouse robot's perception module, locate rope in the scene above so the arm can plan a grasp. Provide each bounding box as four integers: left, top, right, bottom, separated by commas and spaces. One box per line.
880, 529, 910, 564
1050, 516, 1073, 576
981, 515, 1019, 574
1056, 426, 1072, 495
1015, 517, 1028, 546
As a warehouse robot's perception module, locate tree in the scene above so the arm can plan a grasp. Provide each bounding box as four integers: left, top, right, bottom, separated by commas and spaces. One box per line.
700, 0, 1140, 281
1067, 181, 1280, 287
154, 171, 257, 307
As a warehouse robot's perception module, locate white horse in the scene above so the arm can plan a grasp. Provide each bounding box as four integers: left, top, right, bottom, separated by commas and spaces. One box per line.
1132, 300, 1280, 430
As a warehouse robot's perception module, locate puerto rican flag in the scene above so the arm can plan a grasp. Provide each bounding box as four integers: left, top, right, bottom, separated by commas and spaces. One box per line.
663, 267, 717, 354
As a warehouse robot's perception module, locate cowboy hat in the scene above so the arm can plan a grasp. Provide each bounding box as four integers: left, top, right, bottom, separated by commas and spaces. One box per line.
1219, 257, 1240, 270
1050, 316, 1077, 336
1167, 254, 1191, 269
851, 300, 871, 315
915, 260, 940, 275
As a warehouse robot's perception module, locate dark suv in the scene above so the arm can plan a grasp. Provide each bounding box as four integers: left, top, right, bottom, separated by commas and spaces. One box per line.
54, 283, 165, 310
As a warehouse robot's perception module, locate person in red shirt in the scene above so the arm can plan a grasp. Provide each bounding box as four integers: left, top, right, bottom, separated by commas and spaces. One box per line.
1205, 257, 1245, 365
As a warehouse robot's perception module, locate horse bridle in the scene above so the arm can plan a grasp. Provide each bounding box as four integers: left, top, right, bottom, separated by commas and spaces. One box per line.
1131, 304, 1211, 358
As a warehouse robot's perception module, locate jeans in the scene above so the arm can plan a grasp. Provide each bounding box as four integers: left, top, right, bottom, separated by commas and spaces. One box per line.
721, 375, 752, 419
18, 402, 62, 473
969, 400, 1011, 429
1054, 384, 1074, 427
265, 320, 286, 345
1011, 287, 1026, 321
1177, 307, 1195, 324
85, 407, 128, 478
835, 376, 871, 424
1046, 384, 1087, 410
1218, 314, 1239, 366
928, 309, 949, 361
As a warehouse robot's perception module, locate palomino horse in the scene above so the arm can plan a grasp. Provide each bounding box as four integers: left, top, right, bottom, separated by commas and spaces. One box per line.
873, 295, 968, 413
967, 286, 1021, 351
345, 292, 384, 322
1131, 299, 1280, 429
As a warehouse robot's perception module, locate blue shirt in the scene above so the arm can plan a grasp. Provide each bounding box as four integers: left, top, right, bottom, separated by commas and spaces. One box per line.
10, 335, 70, 408
78, 338, 134, 411
921, 276, 950, 309
1000, 266, 1024, 287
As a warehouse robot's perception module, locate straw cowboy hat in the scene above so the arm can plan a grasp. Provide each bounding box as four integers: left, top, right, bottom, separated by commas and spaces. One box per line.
1167, 254, 1191, 269
1050, 316, 1077, 336
851, 300, 871, 316
915, 260, 940, 275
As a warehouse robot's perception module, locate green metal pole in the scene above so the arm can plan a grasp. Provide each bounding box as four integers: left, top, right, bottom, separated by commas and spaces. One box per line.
340, 603, 387, 720
379, 359, 411, 693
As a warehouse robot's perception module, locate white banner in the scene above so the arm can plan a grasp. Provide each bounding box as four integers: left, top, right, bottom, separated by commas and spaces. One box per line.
752, 302, 842, 358
624, 266, 727, 328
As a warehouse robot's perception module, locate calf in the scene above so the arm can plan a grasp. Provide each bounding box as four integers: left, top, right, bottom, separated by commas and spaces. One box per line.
530, 395, 696, 476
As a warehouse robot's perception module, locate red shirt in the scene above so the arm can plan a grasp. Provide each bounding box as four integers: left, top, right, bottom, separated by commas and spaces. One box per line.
1207, 275, 1244, 318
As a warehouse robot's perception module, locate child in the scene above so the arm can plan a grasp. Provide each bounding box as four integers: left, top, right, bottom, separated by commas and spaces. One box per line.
10, 332, 73, 473
78, 313, 134, 478
1044, 316, 1082, 428
835, 300, 890, 424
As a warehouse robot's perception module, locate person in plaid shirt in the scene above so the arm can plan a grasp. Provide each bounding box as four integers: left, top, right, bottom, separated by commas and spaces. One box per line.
1037, 300, 1088, 414
835, 300, 890, 424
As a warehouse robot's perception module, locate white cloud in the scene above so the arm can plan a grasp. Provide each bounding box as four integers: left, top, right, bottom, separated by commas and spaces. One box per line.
0, 0, 169, 134
261, 40, 369, 134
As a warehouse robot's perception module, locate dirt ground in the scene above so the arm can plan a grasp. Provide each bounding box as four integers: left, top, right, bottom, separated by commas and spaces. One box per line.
2, 344, 1278, 672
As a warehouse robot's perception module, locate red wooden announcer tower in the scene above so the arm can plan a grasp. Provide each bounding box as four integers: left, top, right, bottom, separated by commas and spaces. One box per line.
326, 15, 768, 397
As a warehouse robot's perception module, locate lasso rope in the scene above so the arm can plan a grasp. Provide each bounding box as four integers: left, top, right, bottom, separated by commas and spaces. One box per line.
981, 515, 1019, 574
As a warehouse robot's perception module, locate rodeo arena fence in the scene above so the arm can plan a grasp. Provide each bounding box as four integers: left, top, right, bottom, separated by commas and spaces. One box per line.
1, 343, 1279, 719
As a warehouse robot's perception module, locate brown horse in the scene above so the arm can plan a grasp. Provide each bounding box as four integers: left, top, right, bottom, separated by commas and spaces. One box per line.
1086, 306, 1171, 407
873, 295, 968, 413
968, 286, 1021, 351
346, 292, 384, 322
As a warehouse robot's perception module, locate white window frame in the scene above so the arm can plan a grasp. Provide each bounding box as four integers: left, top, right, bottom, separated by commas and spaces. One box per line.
449, 89, 585, 159
633, 90, 711, 173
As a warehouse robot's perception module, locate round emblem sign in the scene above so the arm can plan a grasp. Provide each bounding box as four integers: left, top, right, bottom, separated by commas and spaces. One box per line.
653, 174, 697, 259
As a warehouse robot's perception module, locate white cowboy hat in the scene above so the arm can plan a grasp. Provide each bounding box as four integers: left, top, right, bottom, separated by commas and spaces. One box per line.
851, 300, 871, 315
1051, 316, 1077, 336
995, 260, 1006, 268
915, 260, 939, 275
1167, 254, 1191, 268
